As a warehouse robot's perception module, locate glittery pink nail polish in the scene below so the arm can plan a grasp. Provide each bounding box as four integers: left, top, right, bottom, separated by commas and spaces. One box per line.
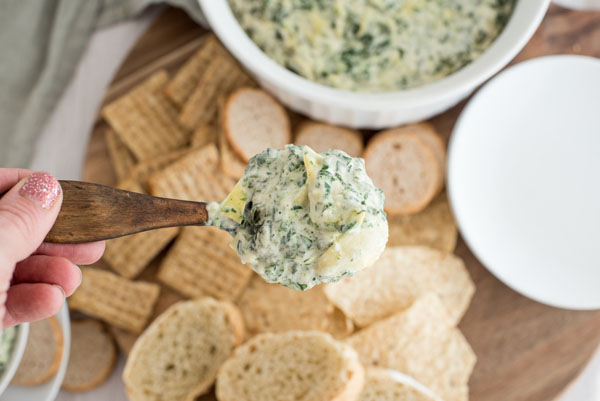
19, 172, 61, 209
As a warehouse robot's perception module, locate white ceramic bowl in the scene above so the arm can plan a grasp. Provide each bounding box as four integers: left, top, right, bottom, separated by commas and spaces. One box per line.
0, 324, 29, 395
199, 0, 550, 128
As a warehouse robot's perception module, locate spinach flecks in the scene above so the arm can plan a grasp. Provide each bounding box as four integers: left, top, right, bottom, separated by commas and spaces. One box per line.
229, 0, 515, 91
213, 145, 386, 290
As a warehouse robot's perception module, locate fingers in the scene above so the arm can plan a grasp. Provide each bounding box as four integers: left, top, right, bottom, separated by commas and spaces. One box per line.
0, 168, 32, 193
13, 255, 81, 297
35, 241, 106, 265
0, 170, 75, 329
2, 283, 64, 328
0, 172, 62, 269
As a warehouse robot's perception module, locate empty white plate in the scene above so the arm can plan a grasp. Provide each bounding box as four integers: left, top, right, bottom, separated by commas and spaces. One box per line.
448, 55, 600, 310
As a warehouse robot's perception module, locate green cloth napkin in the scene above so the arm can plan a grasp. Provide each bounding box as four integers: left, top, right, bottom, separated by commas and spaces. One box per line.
0, 0, 206, 168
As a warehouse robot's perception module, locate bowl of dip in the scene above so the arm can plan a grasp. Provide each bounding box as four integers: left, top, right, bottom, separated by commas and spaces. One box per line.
0, 324, 29, 395
199, 0, 550, 128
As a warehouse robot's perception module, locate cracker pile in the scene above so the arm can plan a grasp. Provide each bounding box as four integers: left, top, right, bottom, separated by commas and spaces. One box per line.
67, 33, 476, 400
66, 35, 259, 392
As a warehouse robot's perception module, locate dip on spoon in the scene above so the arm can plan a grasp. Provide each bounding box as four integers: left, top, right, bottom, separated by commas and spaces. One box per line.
209, 145, 388, 290
42, 145, 388, 290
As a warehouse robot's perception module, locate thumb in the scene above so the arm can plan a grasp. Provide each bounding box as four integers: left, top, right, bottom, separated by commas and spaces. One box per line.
0, 172, 62, 268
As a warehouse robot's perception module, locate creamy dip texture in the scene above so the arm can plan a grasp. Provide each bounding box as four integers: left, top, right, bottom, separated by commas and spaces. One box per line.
229, 0, 515, 91
209, 145, 388, 290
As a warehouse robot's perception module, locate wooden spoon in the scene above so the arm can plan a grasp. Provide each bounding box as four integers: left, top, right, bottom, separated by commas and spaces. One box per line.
44, 181, 209, 243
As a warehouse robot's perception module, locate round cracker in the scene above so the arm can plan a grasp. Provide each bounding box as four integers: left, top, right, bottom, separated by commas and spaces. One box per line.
11, 316, 63, 386
389, 123, 446, 194
295, 121, 364, 157
123, 299, 245, 401
224, 88, 291, 162
216, 331, 364, 401
364, 130, 440, 215
62, 319, 117, 392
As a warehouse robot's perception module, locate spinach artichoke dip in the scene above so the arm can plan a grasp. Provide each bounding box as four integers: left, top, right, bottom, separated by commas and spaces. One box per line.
229, 0, 515, 91
209, 145, 388, 290
0, 327, 16, 373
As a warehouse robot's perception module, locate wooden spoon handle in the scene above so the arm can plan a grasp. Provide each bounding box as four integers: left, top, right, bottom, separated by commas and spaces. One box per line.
45, 181, 208, 243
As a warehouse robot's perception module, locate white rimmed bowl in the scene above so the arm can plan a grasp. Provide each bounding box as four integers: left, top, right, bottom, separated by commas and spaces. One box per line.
0, 324, 29, 395
199, 0, 550, 128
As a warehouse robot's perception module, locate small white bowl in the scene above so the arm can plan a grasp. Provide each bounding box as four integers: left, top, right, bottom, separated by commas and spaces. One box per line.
199, 0, 550, 128
0, 324, 29, 395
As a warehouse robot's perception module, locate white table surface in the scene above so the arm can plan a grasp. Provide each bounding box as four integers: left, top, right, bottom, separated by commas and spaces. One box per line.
27, 8, 599, 401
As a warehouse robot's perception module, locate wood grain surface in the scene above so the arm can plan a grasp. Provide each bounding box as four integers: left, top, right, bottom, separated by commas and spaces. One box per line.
82, 6, 600, 401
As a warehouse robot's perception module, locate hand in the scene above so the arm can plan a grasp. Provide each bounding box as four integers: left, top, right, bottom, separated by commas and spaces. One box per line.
0, 169, 105, 328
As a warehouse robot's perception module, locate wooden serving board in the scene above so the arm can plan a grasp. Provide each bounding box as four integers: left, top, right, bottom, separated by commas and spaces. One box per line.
82, 6, 600, 401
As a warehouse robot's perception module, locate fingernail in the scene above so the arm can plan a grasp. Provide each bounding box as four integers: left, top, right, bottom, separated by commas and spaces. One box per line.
19, 172, 61, 209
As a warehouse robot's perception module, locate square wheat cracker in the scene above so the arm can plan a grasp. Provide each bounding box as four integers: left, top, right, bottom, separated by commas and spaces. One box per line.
158, 226, 252, 301
109, 259, 185, 355
111, 286, 184, 355
109, 326, 137, 357
191, 123, 218, 148
178, 53, 255, 131
104, 127, 137, 181
102, 179, 179, 279
69, 268, 160, 334
165, 34, 227, 106
126, 148, 193, 192
102, 70, 190, 160
148, 143, 235, 202
324, 246, 475, 327
346, 293, 476, 401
